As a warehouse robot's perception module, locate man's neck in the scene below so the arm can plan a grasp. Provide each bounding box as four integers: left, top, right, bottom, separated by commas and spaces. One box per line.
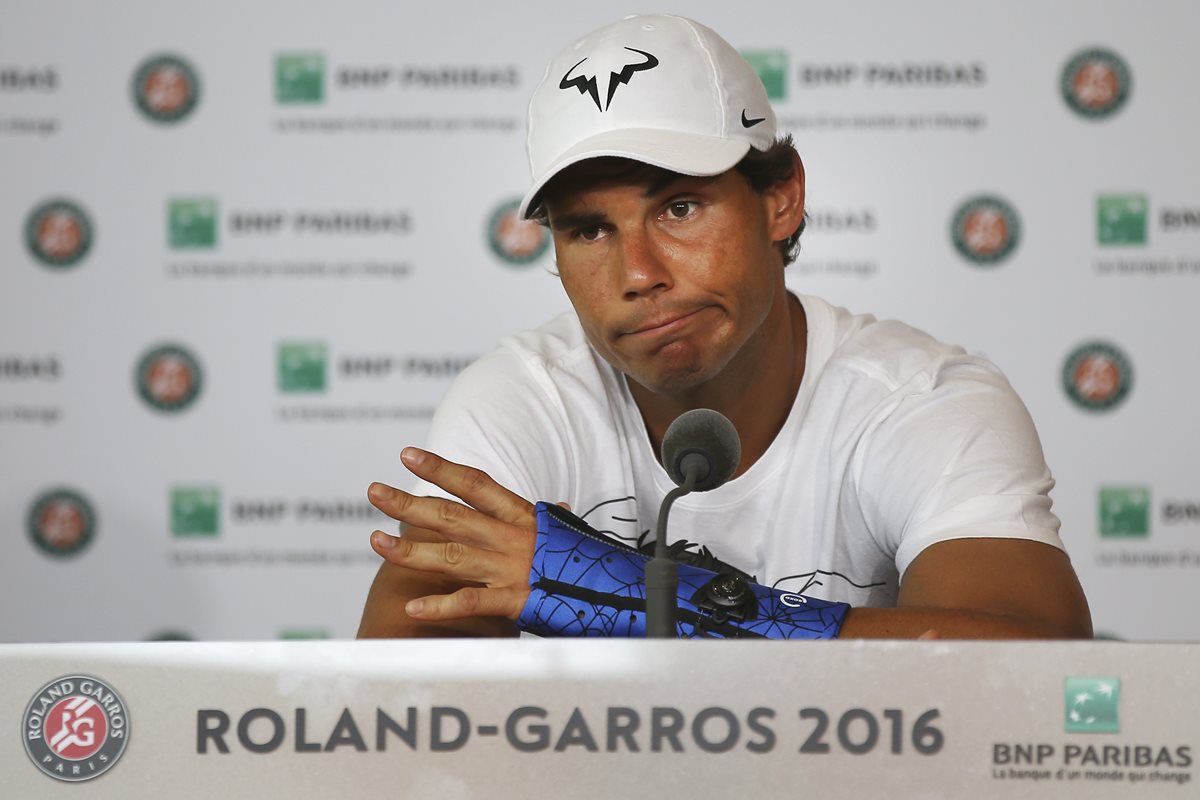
628, 291, 808, 479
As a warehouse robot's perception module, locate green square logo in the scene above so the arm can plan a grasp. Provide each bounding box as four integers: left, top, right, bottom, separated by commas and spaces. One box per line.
279, 629, 330, 640
168, 198, 218, 249
742, 50, 788, 100
1099, 486, 1150, 537
171, 486, 220, 536
275, 53, 325, 104
277, 342, 327, 393
1065, 677, 1120, 733
1097, 194, 1148, 246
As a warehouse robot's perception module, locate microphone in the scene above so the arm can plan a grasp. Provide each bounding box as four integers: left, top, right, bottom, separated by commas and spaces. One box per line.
646, 409, 741, 638
661, 408, 742, 492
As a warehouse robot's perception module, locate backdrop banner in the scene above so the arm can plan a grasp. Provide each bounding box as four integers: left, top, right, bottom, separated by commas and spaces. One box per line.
2, 1, 1198, 642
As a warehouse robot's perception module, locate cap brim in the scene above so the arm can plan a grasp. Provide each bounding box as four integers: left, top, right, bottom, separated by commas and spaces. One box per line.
518, 129, 753, 219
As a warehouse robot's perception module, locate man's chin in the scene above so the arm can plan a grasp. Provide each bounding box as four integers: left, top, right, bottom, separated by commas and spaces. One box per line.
605, 336, 736, 397
625, 360, 721, 398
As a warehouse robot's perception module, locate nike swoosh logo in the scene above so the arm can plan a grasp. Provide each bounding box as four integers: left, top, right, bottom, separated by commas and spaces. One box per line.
741, 109, 766, 128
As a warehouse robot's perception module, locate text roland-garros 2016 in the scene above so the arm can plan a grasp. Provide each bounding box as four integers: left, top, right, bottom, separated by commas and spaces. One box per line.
196, 705, 943, 756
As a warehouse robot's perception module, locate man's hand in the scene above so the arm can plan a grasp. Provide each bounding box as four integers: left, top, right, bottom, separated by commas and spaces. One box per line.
358, 448, 538, 637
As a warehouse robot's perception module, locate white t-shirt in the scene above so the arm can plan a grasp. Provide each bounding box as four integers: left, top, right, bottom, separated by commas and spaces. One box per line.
412, 293, 1063, 607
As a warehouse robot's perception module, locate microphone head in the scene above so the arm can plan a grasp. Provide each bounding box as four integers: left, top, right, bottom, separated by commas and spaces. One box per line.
660, 408, 741, 492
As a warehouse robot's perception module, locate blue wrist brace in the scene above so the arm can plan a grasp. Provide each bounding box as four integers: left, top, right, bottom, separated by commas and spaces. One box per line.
517, 502, 849, 639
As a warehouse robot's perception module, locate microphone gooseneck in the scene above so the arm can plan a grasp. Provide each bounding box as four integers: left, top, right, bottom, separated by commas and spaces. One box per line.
646, 409, 742, 638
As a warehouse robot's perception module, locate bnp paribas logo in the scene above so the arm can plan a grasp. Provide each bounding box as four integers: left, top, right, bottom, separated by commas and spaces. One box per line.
487, 198, 550, 267
1099, 486, 1150, 538
1062, 340, 1132, 412
146, 630, 194, 641
25, 199, 93, 269
135, 343, 203, 413
27, 488, 96, 558
1097, 194, 1148, 246
171, 486, 220, 536
1061, 48, 1131, 120
279, 629, 331, 640
742, 50, 788, 100
132, 53, 201, 124
1065, 677, 1120, 733
277, 341, 327, 393
168, 198, 218, 249
950, 195, 1021, 265
276, 52, 325, 104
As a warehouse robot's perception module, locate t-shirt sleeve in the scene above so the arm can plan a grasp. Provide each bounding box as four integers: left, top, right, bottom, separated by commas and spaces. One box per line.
853, 359, 1065, 579
407, 347, 572, 506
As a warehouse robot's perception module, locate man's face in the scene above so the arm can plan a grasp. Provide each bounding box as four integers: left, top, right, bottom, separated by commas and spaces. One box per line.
542, 159, 796, 396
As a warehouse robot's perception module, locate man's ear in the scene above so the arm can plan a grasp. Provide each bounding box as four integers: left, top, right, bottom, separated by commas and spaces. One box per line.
765, 150, 806, 244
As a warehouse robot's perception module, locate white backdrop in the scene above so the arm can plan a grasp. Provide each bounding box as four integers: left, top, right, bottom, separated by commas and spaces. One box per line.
2, 0, 1198, 642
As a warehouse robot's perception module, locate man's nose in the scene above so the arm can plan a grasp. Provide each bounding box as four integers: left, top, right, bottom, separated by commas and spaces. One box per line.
616, 229, 673, 300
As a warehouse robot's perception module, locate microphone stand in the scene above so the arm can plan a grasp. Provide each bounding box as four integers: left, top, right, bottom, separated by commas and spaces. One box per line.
646, 456, 702, 638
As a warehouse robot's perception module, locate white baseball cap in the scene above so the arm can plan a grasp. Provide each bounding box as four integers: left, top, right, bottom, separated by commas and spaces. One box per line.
519, 14, 777, 219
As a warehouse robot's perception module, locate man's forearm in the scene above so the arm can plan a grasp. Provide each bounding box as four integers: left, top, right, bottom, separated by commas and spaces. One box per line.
358, 570, 1091, 639
839, 606, 1093, 640
357, 561, 517, 638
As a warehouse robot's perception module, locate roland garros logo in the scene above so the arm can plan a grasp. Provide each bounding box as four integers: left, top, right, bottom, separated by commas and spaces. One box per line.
135, 344, 203, 412
132, 54, 201, 123
27, 488, 96, 558
1062, 341, 1133, 412
25, 199, 93, 268
951, 195, 1020, 265
488, 198, 550, 266
23, 675, 129, 782
1061, 48, 1131, 119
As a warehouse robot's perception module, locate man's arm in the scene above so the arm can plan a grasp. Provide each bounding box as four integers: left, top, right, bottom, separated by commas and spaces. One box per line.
359, 449, 1093, 640
840, 537, 1092, 639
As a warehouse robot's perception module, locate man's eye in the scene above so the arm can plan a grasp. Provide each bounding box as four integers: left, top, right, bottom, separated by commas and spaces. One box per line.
665, 201, 697, 219
575, 226, 605, 241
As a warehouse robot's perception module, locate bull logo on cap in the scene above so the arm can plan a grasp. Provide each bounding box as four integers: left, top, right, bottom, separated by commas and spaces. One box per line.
559, 47, 659, 112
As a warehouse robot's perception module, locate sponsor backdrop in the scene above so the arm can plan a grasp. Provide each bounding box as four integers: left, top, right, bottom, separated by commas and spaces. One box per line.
2, 0, 1198, 643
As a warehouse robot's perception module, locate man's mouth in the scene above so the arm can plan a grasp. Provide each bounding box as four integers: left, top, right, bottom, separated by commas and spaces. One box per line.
622, 306, 712, 338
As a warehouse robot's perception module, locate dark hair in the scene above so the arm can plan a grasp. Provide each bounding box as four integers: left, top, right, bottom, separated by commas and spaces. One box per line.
531, 134, 806, 265
733, 134, 805, 266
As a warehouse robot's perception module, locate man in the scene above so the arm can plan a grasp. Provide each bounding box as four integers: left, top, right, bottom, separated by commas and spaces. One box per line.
358, 14, 1091, 640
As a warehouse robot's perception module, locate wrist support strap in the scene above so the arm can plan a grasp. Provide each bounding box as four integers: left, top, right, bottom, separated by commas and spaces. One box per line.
517, 502, 849, 639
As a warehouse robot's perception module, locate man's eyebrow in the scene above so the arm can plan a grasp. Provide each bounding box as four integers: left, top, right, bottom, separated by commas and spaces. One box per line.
548, 210, 608, 231
643, 172, 685, 198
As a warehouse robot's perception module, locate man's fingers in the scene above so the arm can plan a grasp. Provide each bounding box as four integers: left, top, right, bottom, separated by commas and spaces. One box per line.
406, 586, 528, 622
367, 484, 518, 549
400, 447, 533, 526
371, 530, 511, 583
